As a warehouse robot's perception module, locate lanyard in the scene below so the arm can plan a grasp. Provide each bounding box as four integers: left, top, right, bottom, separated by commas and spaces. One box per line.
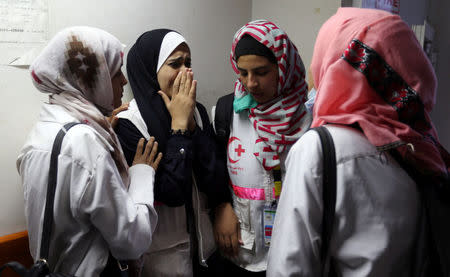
273, 166, 282, 199
264, 165, 282, 204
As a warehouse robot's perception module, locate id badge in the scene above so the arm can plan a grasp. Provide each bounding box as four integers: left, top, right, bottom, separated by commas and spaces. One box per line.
262, 202, 277, 248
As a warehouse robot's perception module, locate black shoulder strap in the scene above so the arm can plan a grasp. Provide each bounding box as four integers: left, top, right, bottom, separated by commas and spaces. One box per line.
315, 126, 337, 277
214, 92, 234, 146
195, 102, 210, 131
40, 122, 80, 260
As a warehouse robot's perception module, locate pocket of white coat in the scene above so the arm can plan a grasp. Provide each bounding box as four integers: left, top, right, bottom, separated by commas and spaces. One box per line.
234, 196, 255, 251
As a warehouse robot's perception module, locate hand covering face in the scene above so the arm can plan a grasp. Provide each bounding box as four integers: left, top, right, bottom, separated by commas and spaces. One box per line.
126, 29, 186, 155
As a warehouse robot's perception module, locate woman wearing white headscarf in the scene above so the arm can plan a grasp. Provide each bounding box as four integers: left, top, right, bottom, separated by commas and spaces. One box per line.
17, 26, 161, 276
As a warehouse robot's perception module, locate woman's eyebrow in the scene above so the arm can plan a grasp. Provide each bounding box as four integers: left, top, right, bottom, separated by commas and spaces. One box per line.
237, 65, 269, 71
166, 56, 190, 63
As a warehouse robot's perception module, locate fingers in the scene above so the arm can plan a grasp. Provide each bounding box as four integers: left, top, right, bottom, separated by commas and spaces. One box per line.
110, 116, 119, 129
132, 138, 145, 166
136, 138, 144, 156
112, 103, 129, 116
147, 140, 158, 164
184, 71, 192, 95
179, 70, 188, 95
172, 71, 182, 96
217, 235, 226, 254
190, 79, 197, 100
237, 222, 243, 245
152, 153, 163, 171
230, 230, 239, 256
157, 90, 170, 108
132, 137, 163, 170
223, 235, 233, 257
142, 137, 155, 159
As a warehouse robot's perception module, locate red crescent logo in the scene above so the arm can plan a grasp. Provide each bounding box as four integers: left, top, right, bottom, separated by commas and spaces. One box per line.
228, 136, 240, 164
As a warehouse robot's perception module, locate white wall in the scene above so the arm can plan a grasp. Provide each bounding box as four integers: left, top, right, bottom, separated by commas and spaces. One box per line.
0, 0, 251, 236
252, 0, 341, 73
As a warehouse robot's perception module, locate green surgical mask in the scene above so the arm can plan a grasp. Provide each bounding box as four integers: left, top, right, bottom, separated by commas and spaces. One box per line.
233, 93, 258, 113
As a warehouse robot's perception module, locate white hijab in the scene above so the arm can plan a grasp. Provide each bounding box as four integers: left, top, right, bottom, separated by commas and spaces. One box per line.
30, 26, 129, 187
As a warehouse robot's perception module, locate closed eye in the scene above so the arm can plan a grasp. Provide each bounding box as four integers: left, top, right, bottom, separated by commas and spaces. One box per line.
238, 70, 248, 77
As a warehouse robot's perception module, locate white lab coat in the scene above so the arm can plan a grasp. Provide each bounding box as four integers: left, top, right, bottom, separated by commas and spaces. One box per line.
17, 103, 158, 277
267, 125, 420, 277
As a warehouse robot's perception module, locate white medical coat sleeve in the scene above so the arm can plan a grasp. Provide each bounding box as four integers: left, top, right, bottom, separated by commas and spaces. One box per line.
77, 152, 157, 260
267, 130, 323, 277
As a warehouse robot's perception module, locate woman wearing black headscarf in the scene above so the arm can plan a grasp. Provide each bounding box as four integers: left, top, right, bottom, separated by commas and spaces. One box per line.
115, 29, 231, 276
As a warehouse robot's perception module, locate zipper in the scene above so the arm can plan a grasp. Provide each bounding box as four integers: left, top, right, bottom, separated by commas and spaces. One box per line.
192, 174, 208, 267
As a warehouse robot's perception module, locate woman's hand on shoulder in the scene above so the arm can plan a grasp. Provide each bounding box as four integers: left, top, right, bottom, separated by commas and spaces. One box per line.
107, 103, 129, 129
158, 69, 196, 131
132, 137, 163, 171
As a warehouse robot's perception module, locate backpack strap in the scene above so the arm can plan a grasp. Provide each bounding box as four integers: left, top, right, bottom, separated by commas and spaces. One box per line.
40, 122, 81, 260
214, 92, 234, 147
39, 122, 129, 277
195, 102, 209, 131
314, 126, 337, 277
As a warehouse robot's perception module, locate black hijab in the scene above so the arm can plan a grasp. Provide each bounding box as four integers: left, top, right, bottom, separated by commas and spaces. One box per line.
127, 29, 182, 154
